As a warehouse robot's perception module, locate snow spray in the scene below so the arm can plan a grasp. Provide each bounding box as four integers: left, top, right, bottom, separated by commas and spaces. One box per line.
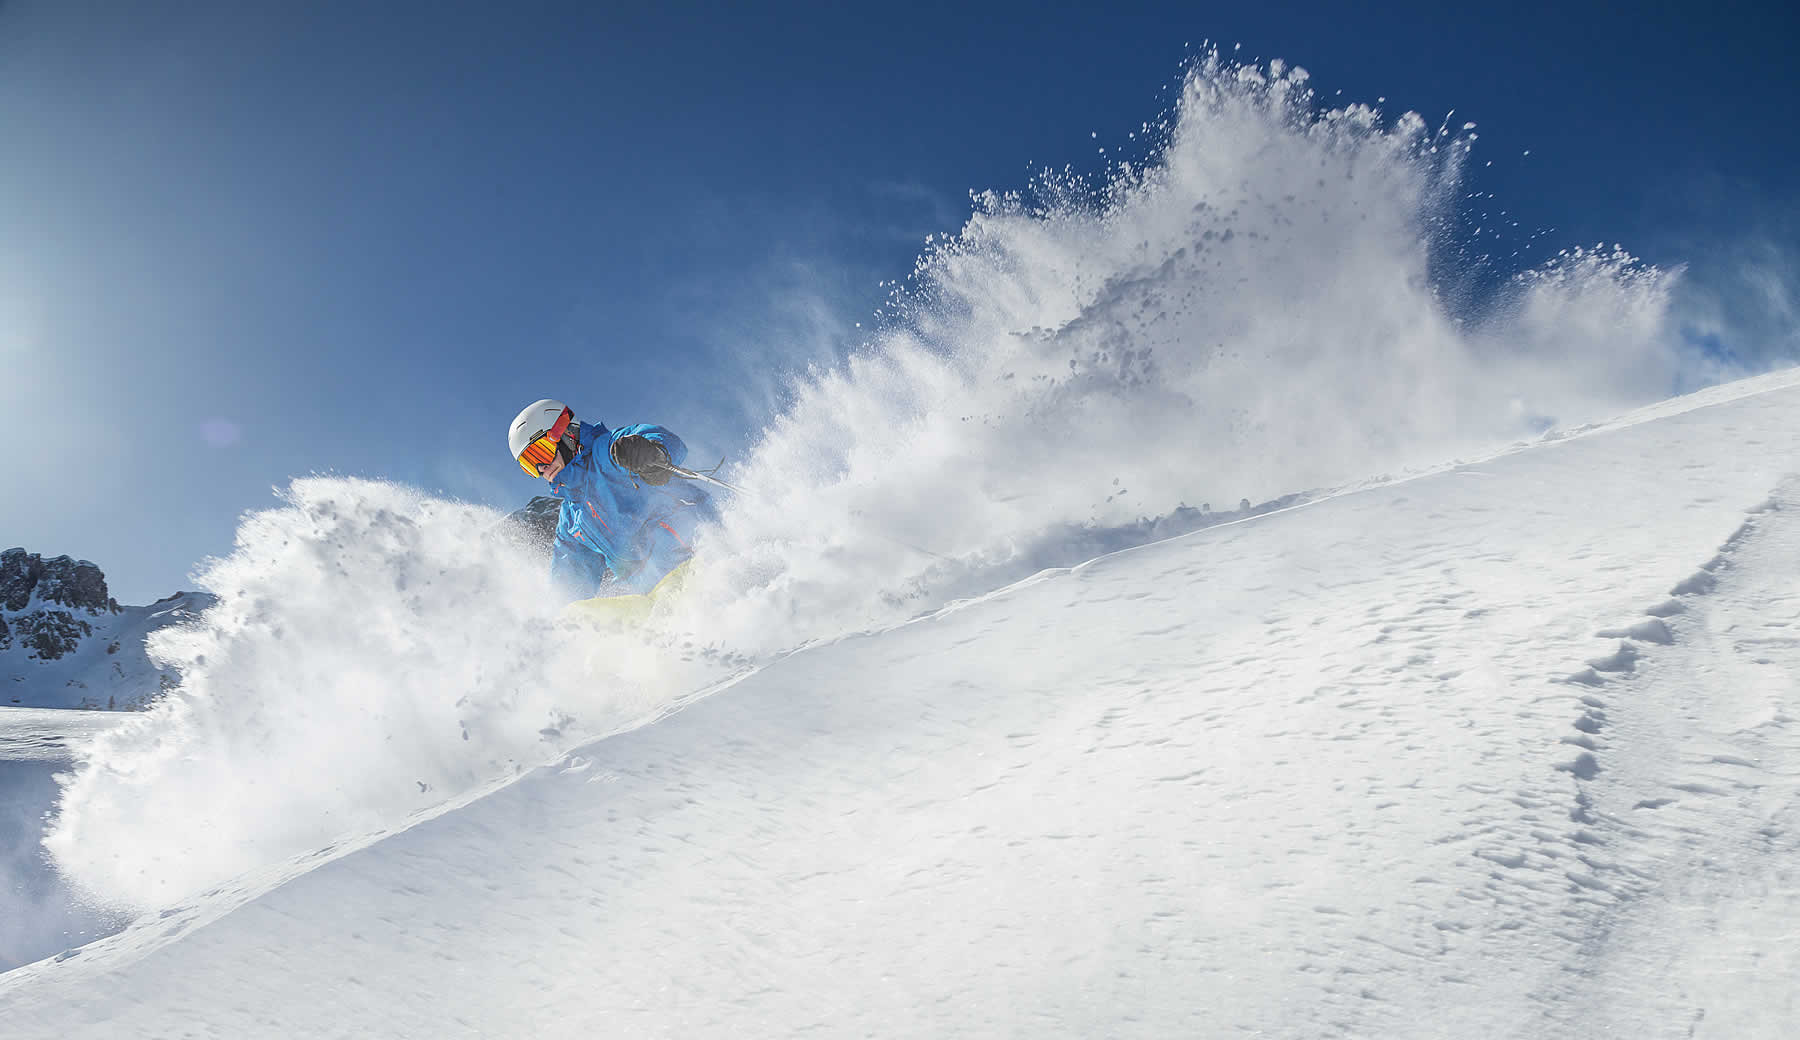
671, 50, 1704, 656
45, 479, 686, 909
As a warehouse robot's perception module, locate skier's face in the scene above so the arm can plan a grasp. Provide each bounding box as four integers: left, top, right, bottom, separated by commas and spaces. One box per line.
539, 453, 567, 482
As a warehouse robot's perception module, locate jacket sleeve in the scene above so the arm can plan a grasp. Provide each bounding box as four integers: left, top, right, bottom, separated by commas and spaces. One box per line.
548, 523, 611, 604
608, 423, 689, 469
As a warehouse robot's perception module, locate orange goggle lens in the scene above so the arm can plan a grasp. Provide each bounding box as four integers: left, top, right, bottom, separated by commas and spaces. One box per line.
517, 434, 560, 476
517, 407, 575, 476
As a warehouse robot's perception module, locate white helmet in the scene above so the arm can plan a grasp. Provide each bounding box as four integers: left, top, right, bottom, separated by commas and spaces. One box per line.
508, 398, 574, 462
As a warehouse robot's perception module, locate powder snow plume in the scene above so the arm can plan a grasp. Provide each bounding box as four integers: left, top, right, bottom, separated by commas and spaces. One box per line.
45, 479, 704, 910
48, 51, 1716, 910
671, 51, 1708, 654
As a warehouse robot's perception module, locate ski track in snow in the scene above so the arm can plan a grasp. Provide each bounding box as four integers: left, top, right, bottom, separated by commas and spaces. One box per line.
1542, 475, 1800, 1036
2, 371, 1799, 1037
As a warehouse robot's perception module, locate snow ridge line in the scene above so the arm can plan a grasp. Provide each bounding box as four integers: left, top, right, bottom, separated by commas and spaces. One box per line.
927, 368, 1800, 634
729, 369, 1800, 659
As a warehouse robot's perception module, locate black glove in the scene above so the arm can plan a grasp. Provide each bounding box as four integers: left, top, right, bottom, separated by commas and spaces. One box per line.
610, 434, 672, 485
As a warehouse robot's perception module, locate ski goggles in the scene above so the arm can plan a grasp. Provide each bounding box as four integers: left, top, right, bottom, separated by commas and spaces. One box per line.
517, 407, 575, 476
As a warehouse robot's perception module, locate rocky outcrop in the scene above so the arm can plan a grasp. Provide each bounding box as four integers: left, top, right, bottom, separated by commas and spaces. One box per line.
0, 548, 118, 614
13, 610, 94, 661
3, 549, 212, 709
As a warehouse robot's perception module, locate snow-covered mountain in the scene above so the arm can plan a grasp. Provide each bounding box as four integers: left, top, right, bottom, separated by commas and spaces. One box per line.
0, 549, 212, 710
2, 366, 1796, 1038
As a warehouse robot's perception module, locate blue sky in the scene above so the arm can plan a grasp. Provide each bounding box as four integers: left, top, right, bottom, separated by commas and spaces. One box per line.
2, 0, 1795, 603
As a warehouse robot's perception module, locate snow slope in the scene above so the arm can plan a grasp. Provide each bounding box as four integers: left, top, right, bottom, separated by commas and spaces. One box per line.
3, 367, 1796, 1038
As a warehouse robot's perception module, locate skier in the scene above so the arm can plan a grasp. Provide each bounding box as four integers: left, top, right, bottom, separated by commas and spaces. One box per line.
507, 398, 718, 606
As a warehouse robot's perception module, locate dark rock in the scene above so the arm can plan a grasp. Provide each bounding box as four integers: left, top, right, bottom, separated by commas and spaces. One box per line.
15, 610, 94, 661
40, 557, 115, 612
0, 548, 118, 614
0, 547, 35, 611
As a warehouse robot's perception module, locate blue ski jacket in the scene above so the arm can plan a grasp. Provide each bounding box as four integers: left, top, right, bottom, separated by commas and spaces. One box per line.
544, 420, 719, 600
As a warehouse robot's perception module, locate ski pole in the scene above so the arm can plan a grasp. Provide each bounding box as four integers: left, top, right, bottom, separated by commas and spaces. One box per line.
659, 462, 748, 496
